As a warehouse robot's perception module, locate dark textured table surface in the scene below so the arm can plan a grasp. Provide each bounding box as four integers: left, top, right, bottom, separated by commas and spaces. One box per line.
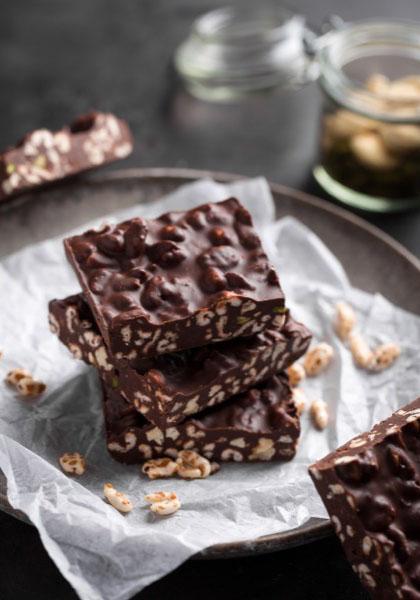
1, 1, 420, 599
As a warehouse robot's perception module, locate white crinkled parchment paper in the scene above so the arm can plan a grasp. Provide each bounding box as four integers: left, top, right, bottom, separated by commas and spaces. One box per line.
0, 178, 419, 600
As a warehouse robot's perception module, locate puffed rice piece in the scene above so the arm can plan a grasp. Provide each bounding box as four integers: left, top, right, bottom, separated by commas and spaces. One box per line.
149, 496, 181, 516
6, 368, 46, 397
334, 302, 356, 341
16, 377, 46, 397
310, 400, 329, 430
142, 458, 178, 480
292, 388, 307, 416
59, 452, 86, 475
144, 491, 178, 504
368, 343, 401, 372
304, 343, 334, 377
5, 368, 32, 387
103, 482, 133, 513
287, 363, 306, 387
348, 332, 374, 369
176, 450, 211, 479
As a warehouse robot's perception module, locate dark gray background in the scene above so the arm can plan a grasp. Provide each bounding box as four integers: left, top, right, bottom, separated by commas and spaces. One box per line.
1, 1, 419, 599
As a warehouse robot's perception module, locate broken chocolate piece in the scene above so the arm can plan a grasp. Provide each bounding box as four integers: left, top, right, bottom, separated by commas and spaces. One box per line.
0, 112, 133, 202
104, 373, 300, 463
309, 399, 420, 600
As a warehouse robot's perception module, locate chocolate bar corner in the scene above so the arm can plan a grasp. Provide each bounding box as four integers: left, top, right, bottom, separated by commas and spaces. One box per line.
309, 399, 420, 600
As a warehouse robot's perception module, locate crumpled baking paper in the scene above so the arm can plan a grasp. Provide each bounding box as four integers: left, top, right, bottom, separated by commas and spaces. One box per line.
0, 178, 419, 600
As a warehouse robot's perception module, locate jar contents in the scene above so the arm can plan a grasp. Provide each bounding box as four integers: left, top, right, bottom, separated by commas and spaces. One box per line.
320, 74, 420, 201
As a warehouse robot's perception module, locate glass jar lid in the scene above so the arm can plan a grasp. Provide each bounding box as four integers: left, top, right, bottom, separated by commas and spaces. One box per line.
174, 2, 318, 101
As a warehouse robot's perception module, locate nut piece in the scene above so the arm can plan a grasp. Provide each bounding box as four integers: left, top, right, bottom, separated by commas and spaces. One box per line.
176, 450, 211, 479
325, 110, 376, 141
59, 452, 86, 475
16, 377, 46, 397
310, 400, 329, 430
380, 123, 420, 154
382, 77, 420, 101
6, 368, 32, 386
350, 132, 399, 171
103, 482, 133, 513
304, 343, 334, 377
149, 495, 181, 516
142, 458, 178, 480
368, 343, 401, 372
335, 302, 356, 341
292, 388, 307, 416
365, 73, 390, 95
349, 332, 374, 369
287, 363, 306, 387
144, 491, 178, 504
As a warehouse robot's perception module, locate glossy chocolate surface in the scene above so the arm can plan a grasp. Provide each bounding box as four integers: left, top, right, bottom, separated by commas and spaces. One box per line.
309, 400, 420, 600
64, 198, 285, 361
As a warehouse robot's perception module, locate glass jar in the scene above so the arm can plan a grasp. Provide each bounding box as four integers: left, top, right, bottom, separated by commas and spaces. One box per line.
176, 8, 420, 212
174, 3, 317, 101
314, 21, 420, 212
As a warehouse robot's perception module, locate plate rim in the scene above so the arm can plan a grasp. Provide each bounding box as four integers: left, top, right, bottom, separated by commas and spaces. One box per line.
1, 166, 419, 560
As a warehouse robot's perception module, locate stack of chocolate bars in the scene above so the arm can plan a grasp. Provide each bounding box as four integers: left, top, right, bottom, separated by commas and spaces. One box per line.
49, 198, 311, 465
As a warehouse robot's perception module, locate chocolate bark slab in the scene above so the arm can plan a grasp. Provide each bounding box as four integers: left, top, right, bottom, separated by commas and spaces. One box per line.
0, 112, 133, 202
309, 399, 420, 600
63, 197, 286, 365
104, 373, 300, 464
49, 294, 311, 428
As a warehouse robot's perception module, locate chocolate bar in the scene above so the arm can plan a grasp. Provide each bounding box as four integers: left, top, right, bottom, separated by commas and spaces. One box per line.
49, 294, 311, 427
104, 373, 300, 463
0, 112, 133, 202
63, 198, 286, 365
309, 400, 420, 600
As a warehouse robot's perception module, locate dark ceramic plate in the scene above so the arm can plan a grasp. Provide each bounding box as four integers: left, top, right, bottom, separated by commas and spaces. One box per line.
1, 168, 419, 559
